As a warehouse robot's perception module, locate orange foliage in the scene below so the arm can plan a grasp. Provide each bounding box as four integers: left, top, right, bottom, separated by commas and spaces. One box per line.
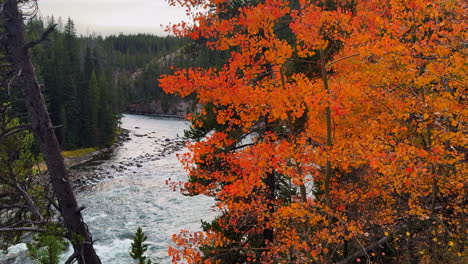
161, 0, 466, 263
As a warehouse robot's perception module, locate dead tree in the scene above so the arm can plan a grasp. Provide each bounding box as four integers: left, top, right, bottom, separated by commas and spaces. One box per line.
0, 0, 101, 263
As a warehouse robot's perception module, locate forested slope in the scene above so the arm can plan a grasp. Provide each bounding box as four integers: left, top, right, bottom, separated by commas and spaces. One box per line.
24, 17, 203, 149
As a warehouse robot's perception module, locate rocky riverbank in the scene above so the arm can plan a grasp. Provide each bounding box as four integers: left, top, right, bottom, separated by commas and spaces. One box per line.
69, 128, 186, 189
61, 129, 131, 169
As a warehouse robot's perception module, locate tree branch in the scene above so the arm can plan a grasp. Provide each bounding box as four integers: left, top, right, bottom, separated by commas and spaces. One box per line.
327, 53, 360, 68
23, 24, 57, 50
0, 204, 28, 209
65, 251, 79, 264
0, 227, 45, 233
335, 236, 390, 264
0, 123, 31, 141
13, 181, 44, 221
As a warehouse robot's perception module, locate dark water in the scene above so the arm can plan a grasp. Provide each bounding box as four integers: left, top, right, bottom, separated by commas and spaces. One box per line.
1, 114, 215, 264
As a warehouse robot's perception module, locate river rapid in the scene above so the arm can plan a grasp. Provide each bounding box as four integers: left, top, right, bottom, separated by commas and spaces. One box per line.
2, 114, 215, 264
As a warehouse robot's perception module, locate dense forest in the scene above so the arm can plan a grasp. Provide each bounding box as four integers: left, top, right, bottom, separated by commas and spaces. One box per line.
24, 17, 193, 149
25, 17, 229, 149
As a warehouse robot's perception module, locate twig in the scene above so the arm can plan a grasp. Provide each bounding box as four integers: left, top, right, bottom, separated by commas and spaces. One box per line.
327, 53, 360, 68
7, 68, 21, 95
335, 236, 390, 264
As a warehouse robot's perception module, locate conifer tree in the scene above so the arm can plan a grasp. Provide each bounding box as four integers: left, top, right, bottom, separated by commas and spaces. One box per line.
130, 227, 152, 264
62, 18, 81, 148
83, 71, 100, 147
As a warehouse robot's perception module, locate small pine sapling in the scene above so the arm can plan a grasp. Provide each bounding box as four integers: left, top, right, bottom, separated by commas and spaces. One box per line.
27, 225, 67, 264
130, 227, 152, 264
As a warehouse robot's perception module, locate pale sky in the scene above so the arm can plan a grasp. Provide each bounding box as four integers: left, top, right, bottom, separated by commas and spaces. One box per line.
37, 0, 190, 36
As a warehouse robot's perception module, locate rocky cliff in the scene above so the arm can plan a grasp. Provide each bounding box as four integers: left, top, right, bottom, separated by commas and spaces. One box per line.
126, 97, 197, 117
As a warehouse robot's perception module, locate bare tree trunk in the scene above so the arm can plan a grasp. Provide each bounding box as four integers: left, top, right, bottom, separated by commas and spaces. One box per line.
263, 118, 275, 248
1, 1, 101, 263
263, 171, 275, 244
320, 48, 333, 208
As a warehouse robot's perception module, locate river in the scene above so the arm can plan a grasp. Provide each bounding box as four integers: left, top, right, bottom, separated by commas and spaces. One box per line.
2, 114, 215, 264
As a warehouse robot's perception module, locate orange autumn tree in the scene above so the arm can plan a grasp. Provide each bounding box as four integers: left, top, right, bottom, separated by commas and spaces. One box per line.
160, 0, 466, 263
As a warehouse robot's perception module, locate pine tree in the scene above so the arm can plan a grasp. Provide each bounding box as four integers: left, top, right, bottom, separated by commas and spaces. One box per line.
97, 70, 116, 146
62, 18, 81, 149
82, 71, 100, 147
130, 227, 152, 264
42, 29, 66, 147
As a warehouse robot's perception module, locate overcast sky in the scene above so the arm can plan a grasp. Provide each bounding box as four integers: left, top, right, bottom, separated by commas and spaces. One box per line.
37, 0, 189, 36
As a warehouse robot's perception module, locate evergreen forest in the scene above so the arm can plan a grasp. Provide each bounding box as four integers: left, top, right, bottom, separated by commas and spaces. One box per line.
24, 17, 199, 149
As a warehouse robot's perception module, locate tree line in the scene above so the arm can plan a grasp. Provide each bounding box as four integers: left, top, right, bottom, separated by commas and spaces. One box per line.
24, 17, 191, 149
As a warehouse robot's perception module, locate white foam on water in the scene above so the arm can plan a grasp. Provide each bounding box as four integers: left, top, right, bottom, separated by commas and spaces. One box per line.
6, 243, 27, 255
3, 115, 216, 264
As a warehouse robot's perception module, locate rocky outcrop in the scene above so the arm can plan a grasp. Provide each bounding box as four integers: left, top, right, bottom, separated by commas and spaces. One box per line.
126, 97, 196, 117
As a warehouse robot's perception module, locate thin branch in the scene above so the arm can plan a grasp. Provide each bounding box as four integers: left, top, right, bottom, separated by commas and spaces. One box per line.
7, 68, 21, 95
13, 182, 44, 221
0, 227, 45, 233
0, 192, 16, 199
23, 23, 57, 50
0, 123, 31, 141
327, 53, 360, 68
229, 143, 255, 152
2, 220, 36, 228
287, 57, 316, 64
65, 251, 79, 264
0, 32, 9, 41
0, 63, 13, 68
0, 204, 28, 209
336, 236, 390, 264
44, 193, 61, 212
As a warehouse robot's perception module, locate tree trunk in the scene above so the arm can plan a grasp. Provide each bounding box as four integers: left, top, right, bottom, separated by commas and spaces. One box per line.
2, 1, 101, 263
320, 48, 333, 207
263, 118, 275, 247
263, 170, 275, 245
